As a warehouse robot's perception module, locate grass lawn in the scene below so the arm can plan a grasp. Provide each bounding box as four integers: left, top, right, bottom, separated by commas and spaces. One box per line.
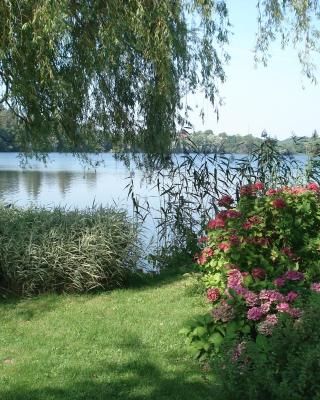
0, 271, 216, 400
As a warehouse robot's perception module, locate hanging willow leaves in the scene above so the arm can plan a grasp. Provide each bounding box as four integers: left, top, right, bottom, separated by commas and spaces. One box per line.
0, 0, 229, 155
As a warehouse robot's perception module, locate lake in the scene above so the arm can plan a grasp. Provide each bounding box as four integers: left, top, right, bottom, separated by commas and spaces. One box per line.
0, 152, 153, 210
0, 152, 310, 209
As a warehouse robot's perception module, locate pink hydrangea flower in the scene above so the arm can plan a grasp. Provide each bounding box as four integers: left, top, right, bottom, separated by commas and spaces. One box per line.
266, 314, 278, 325
227, 269, 243, 289
247, 307, 263, 321
257, 321, 273, 335
281, 247, 294, 257
244, 291, 259, 307
207, 288, 220, 303
286, 291, 299, 303
196, 254, 207, 266
260, 303, 270, 314
272, 198, 286, 208
288, 307, 302, 318
243, 215, 262, 230
311, 283, 320, 292
276, 302, 290, 313
255, 237, 269, 246
273, 277, 286, 288
232, 341, 247, 362
212, 301, 235, 322
252, 268, 266, 280
259, 290, 284, 303
285, 271, 304, 281
290, 186, 308, 195
243, 221, 253, 230
258, 314, 278, 335
229, 235, 240, 246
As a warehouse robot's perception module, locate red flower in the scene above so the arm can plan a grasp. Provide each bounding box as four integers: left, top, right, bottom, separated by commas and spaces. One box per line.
307, 182, 319, 192
218, 242, 231, 252
226, 210, 242, 219
198, 235, 208, 244
243, 215, 262, 230
229, 235, 240, 246
203, 247, 214, 257
207, 217, 225, 229
252, 268, 266, 280
266, 188, 278, 196
254, 182, 264, 190
272, 198, 286, 208
281, 246, 298, 260
207, 288, 220, 302
242, 221, 252, 230
218, 195, 234, 208
196, 254, 207, 265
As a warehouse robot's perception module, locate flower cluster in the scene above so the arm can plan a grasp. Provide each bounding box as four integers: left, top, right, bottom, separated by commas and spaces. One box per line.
195, 183, 320, 351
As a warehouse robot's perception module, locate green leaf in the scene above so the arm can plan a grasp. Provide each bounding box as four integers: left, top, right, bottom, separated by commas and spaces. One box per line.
241, 325, 251, 334
256, 334, 269, 350
209, 332, 224, 346
193, 326, 207, 337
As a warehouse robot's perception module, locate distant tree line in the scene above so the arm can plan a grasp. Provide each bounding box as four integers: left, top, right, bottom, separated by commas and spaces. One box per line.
1, 107, 319, 155
174, 129, 320, 156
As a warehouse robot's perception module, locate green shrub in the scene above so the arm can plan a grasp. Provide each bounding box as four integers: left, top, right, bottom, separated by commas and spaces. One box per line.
214, 293, 320, 400
0, 205, 141, 295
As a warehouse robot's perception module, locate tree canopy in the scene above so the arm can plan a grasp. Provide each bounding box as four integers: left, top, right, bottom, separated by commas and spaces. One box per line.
0, 1, 319, 155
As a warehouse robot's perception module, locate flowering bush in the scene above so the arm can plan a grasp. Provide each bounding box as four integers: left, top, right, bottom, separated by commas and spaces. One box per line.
185, 182, 320, 359
214, 293, 320, 400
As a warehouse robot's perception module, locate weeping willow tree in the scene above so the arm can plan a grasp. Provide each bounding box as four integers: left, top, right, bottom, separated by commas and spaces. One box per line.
0, 0, 229, 156
0, 0, 319, 157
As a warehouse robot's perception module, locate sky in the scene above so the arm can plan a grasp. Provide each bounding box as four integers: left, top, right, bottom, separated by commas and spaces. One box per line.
189, 0, 320, 140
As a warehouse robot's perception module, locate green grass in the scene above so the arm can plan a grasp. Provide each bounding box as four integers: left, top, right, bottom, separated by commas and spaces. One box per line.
0, 271, 216, 400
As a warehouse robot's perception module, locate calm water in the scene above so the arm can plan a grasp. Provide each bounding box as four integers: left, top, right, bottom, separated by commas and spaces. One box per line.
0, 151, 309, 211
0, 153, 155, 210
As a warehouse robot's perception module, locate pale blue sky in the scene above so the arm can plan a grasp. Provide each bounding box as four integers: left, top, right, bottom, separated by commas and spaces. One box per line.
189, 0, 320, 139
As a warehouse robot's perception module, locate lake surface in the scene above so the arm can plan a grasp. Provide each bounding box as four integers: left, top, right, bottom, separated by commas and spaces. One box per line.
0, 152, 310, 210
0, 153, 154, 210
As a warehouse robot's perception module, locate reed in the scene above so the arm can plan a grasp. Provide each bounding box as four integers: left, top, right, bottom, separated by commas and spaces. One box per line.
0, 205, 141, 295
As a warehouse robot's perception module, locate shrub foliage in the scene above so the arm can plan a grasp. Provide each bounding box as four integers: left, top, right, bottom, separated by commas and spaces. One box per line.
215, 294, 320, 400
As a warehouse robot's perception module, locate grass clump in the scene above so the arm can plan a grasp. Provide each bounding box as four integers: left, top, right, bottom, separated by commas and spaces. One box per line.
0, 205, 141, 295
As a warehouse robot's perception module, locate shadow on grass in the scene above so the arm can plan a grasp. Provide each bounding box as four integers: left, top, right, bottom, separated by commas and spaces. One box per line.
126, 264, 195, 291
2, 334, 216, 400
0, 293, 63, 319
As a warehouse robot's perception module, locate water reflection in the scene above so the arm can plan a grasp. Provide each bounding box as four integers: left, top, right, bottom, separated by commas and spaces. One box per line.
57, 171, 73, 196
0, 171, 20, 198
0, 153, 139, 209
21, 171, 42, 199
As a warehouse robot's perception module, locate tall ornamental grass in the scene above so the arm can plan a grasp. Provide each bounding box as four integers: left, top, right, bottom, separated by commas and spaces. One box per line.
0, 205, 141, 295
